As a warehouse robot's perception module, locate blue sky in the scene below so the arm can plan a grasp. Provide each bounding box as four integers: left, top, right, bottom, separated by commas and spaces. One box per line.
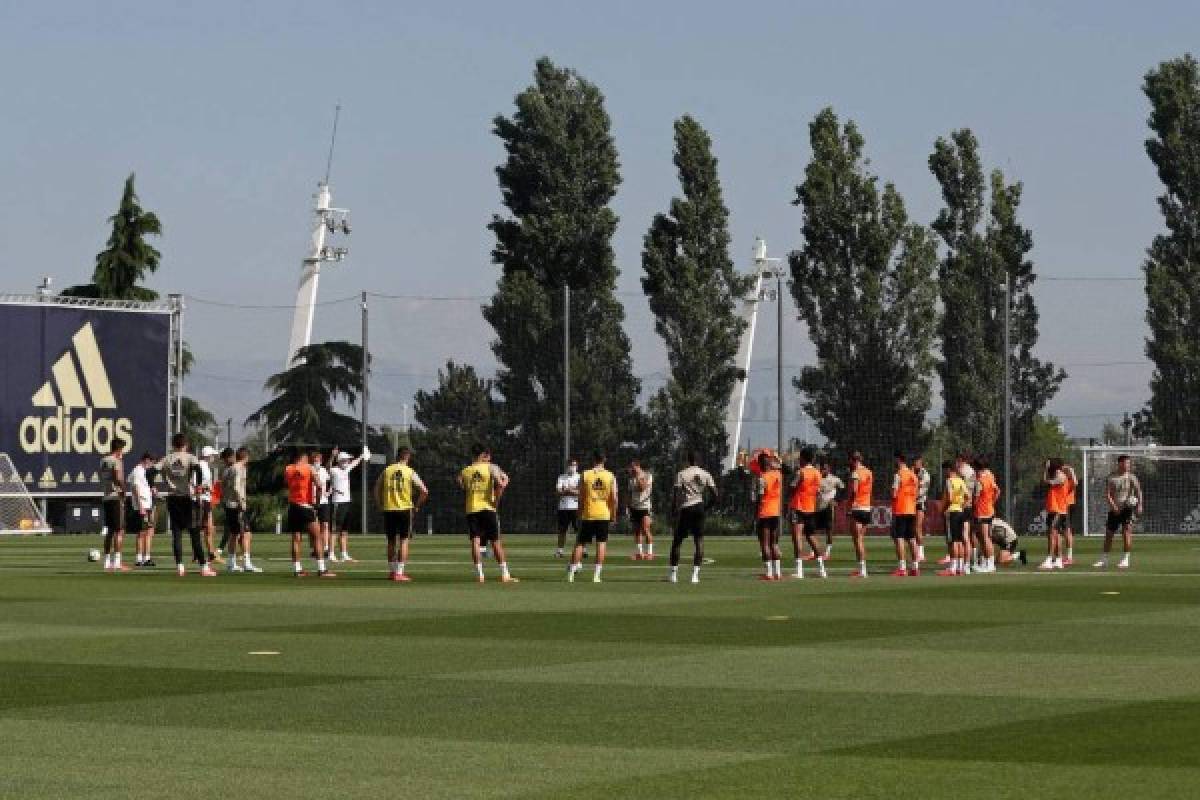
2, 0, 1193, 444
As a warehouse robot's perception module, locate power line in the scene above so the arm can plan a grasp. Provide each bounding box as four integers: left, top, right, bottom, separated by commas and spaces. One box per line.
185, 293, 360, 309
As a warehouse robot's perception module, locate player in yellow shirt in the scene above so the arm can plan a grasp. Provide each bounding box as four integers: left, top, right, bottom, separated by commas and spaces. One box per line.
374, 447, 428, 582
457, 444, 517, 583
567, 452, 618, 583
937, 460, 970, 577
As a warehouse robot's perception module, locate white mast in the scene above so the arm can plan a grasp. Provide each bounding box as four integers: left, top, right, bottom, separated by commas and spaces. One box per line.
286, 106, 351, 366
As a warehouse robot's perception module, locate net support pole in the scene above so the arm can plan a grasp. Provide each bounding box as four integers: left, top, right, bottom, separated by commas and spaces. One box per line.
1002, 278, 1012, 522
563, 283, 570, 470
1081, 447, 1090, 537
777, 270, 783, 456
360, 290, 369, 536
173, 294, 184, 435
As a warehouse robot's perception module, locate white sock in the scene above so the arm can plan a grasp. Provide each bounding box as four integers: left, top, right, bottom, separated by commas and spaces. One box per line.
244, 553, 252, 566
594, 564, 603, 578
1119, 553, 1130, 564
1066, 548, 1073, 560
475, 562, 485, 578
670, 566, 679, 578
647, 544, 654, 556
824, 544, 832, 558
397, 562, 406, 575
342, 551, 350, 560
917, 545, 925, 559
692, 566, 700, 581
569, 562, 580, 574
858, 560, 867, 575
772, 559, 781, 576
795, 558, 803, 574
294, 560, 303, 573
637, 543, 645, 555
898, 560, 906, 571
500, 562, 511, 578
317, 558, 327, 572
103, 554, 112, 568
763, 560, 772, 576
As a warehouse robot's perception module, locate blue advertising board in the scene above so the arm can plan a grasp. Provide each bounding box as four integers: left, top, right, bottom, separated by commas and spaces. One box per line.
0, 300, 171, 495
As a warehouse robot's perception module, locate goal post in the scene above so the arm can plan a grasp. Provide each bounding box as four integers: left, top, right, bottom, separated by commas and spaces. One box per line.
0, 453, 50, 534
1080, 446, 1200, 536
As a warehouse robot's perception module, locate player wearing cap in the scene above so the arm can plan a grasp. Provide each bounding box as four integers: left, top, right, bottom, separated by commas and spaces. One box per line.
1095, 454, 1142, 570
375, 446, 428, 581
99, 438, 128, 572
327, 446, 368, 562
847, 452, 873, 578
285, 448, 333, 577
458, 444, 517, 583
753, 451, 783, 580
567, 452, 618, 583
890, 452, 919, 577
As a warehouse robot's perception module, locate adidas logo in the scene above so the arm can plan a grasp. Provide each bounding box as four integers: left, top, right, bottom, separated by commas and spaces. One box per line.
18, 322, 133, 455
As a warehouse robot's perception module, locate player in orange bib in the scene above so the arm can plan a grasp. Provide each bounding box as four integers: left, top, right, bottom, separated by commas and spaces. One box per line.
284, 449, 334, 578
1060, 462, 1078, 565
787, 448, 826, 579
889, 452, 919, 577
971, 457, 1000, 573
847, 451, 873, 578
753, 451, 784, 580
1039, 457, 1070, 570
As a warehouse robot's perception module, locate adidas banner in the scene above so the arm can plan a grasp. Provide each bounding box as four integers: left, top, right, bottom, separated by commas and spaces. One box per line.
0, 302, 170, 496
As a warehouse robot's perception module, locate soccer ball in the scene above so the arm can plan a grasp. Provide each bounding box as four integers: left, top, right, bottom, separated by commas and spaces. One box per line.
86, 549, 101, 563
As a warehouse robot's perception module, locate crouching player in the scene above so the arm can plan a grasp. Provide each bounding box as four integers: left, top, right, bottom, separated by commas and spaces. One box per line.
990, 519, 1026, 566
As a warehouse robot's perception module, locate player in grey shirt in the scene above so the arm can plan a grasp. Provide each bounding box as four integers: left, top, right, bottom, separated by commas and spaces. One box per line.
628, 459, 655, 560
913, 455, 932, 564
99, 438, 128, 571
160, 433, 215, 577
1095, 454, 1143, 569
669, 452, 718, 584
815, 462, 844, 559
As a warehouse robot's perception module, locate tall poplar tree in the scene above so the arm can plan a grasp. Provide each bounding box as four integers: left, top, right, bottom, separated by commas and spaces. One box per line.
485, 58, 640, 461
789, 108, 939, 471
642, 115, 752, 467
929, 129, 1064, 457
1142, 55, 1200, 444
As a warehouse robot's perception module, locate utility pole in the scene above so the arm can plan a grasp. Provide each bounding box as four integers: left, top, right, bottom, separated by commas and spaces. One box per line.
226, 418, 233, 449
360, 290, 369, 536
563, 283, 571, 470
1002, 278, 1012, 521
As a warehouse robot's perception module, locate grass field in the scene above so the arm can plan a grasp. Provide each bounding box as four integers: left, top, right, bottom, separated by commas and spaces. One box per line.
1, 532, 1199, 799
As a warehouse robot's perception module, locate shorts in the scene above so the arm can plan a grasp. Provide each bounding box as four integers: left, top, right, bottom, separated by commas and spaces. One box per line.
946, 511, 967, 542
891, 514, 916, 540
466, 510, 501, 543
1106, 507, 1134, 531
578, 519, 610, 544
813, 507, 834, 532
850, 509, 871, 526
974, 515, 994, 527
331, 502, 351, 532
384, 509, 413, 540
166, 495, 197, 533
102, 497, 124, 532
318, 502, 332, 525
629, 508, 651, 527
286, 502, 318, 534
126, 499, 152, 532
790, 509, 816, 529
556, 509, 578, 535
675, 505, 705, 539
224, 506, 245, 536
1055, 507, 1073, 531
756, 516, 780, 536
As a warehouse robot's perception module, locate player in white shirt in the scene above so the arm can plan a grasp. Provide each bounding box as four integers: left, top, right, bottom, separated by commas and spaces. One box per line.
128, 452, 156, 567
555, 459, 581, 557
311, 451, 334, 562
198, 446, 219, 563
328, 446, 368, 562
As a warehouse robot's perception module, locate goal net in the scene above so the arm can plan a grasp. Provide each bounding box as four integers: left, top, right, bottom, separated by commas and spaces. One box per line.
1080, 446, 1200, 536
0, 453, 50, 534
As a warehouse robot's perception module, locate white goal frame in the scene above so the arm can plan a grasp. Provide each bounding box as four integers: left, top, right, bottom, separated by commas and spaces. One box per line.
0, 452, 51, 534
1080, 445, 1200, 536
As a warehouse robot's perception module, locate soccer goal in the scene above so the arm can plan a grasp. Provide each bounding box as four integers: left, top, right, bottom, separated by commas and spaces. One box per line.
1080, 446, 1200, 536
0, 453, 50, 534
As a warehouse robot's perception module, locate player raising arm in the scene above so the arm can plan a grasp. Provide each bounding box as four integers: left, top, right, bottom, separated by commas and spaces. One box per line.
1039, 458, 1069, 571
1095, 454, 1142, 570
753, 451, 784, 581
